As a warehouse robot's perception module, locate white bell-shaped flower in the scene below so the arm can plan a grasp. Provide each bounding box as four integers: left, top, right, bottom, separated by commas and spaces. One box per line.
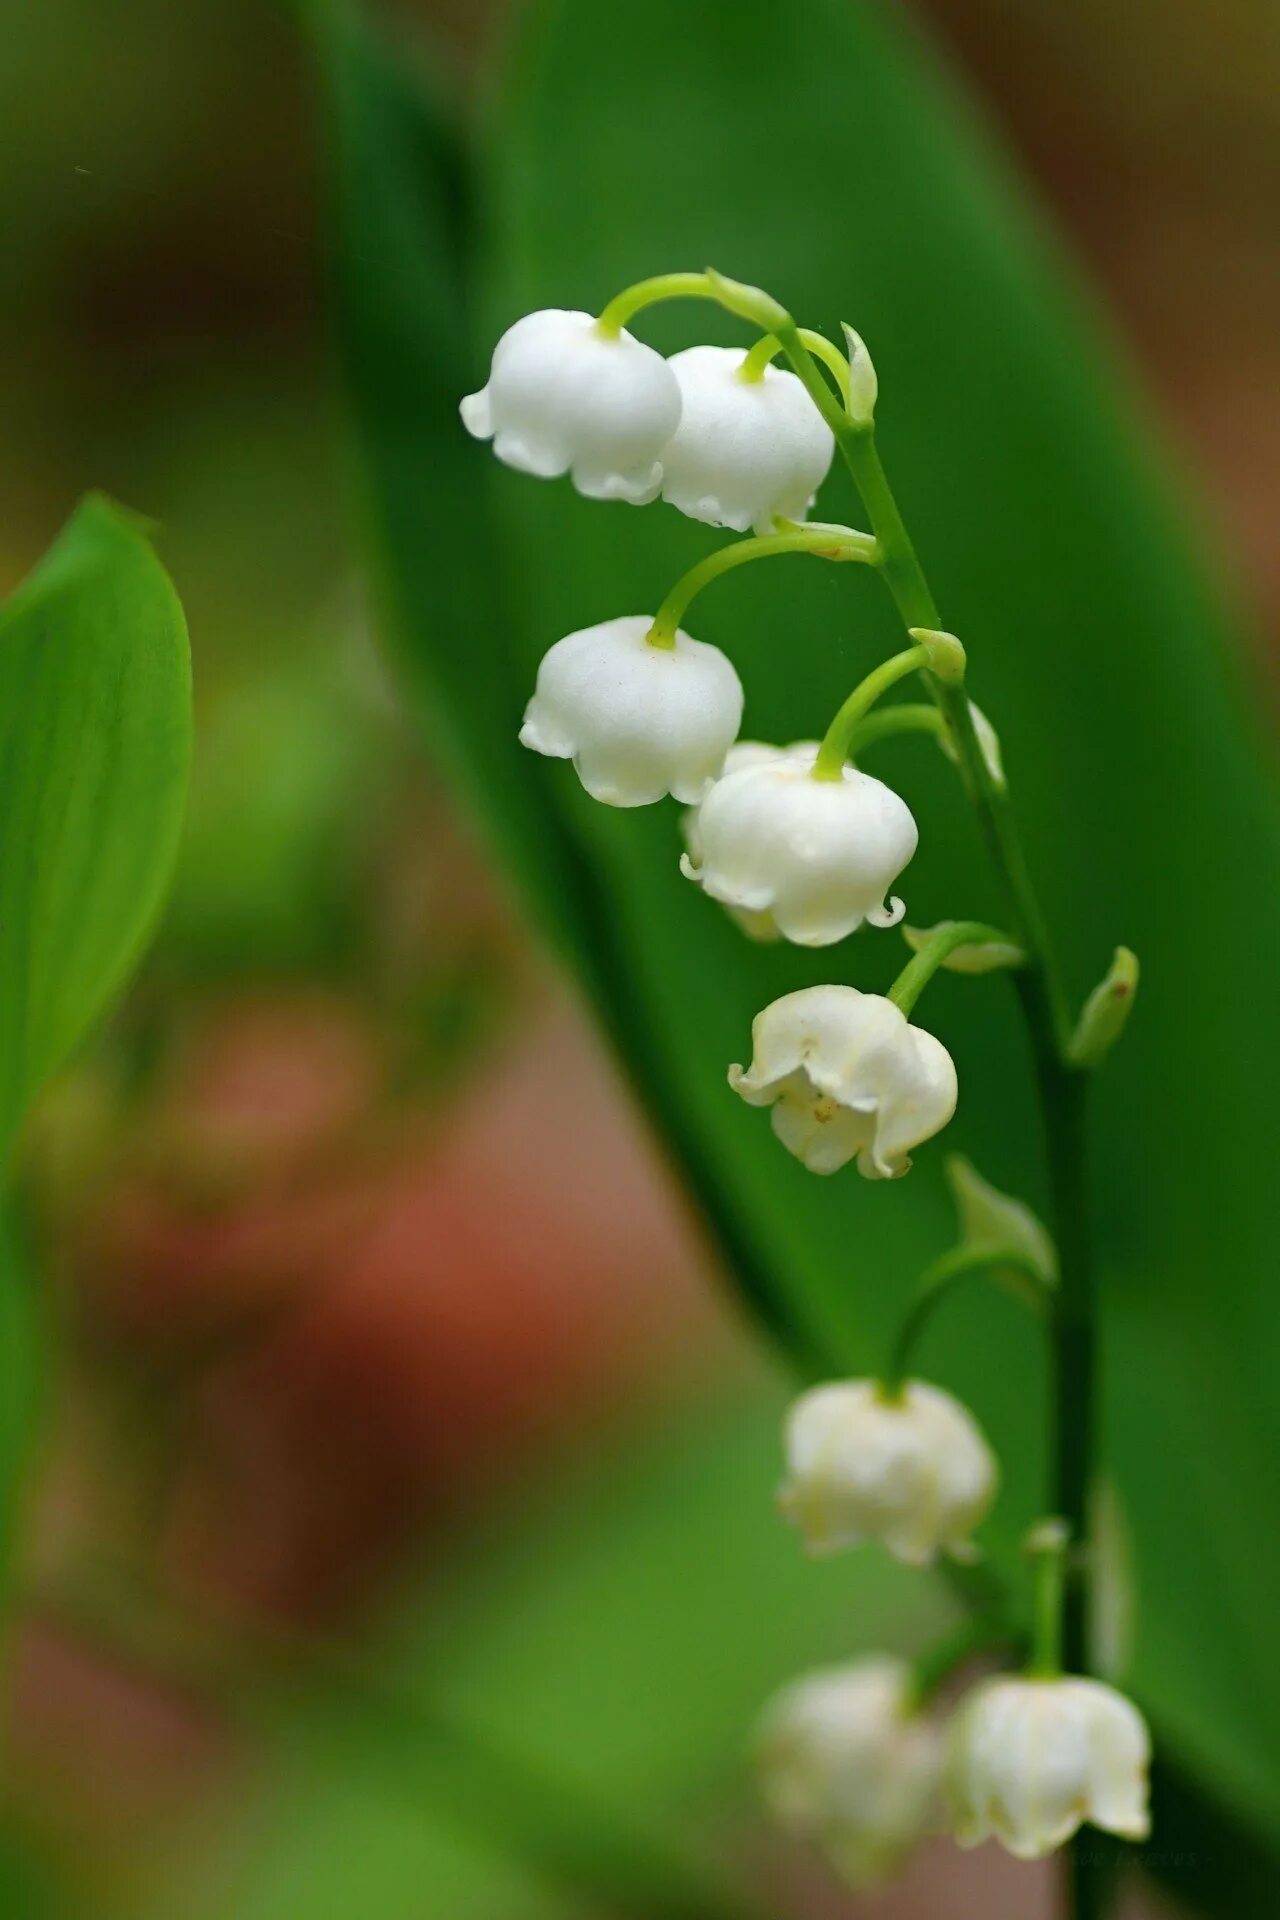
757, 1658, 942, 1889
681, 741, 917, 945
680, 743, 800, 942
948, 1675, 1151, 1859
460, 311, 681, 505
729, 986, 957, 1177
520, 616, 743, 807
780, 1380, 996, 1565
659, 345, 834, 534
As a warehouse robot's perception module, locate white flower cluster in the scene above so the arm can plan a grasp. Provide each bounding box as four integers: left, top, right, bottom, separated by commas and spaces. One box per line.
462, 282, 1150, 1895
464, 297, 953, 1184
765, 1280, 1149, 1881
757, 1654, 1150, 1888
462, 310, 833, 528
760, 1371, 1150, 1880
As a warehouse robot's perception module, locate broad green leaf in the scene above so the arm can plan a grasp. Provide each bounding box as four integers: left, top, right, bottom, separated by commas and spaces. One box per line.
310, 0, 1280, 1906
0, 495, 192, 1161
0, 496, 190, 1611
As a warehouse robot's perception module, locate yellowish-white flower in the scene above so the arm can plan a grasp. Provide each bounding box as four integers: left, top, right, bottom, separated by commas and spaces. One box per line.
659, 345, 834, 534
520, 616, 743, 807
948, 1675, 1151, 1859
729, 985, 957, 1177
460, 310, 681, 504
757, 1658, 942, 1889
780, 1379, 996, 1565
680, 741, 917, 945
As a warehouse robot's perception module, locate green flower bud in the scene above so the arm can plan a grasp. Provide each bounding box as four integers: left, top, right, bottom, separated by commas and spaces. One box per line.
1068, 946, 1139, 1068
840, 324, 878, 428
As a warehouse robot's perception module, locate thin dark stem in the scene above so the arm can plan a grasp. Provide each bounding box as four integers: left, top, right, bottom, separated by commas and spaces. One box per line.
1066, 1833, 1124, 1920
1040, 1066, 1094, 1676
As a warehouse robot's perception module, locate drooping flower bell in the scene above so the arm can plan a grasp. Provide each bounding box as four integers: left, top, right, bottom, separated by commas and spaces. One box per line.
681, 741, 917, 945
460, 311, 681, 504
729, 986, 957, 1177
757, 1658, 942, 1889
947, 1675, 1151, 1859
680, 742, 807, 942
659, 345, 834, 534
520, 616, 743, 807
780, 1379, 996, 1565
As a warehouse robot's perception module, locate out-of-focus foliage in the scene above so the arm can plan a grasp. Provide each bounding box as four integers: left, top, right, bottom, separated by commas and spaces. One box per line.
181, 1391, 952, 1920
280, 0, 1280, 1911
167, 651, 390, 981
0, 1206, 42, 1586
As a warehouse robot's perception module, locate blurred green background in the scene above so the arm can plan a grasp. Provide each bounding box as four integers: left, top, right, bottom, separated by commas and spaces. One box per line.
0, 1, 1277, 1916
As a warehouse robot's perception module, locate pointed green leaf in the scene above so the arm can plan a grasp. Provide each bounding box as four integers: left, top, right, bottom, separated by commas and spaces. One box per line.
0, 495, 191, 1159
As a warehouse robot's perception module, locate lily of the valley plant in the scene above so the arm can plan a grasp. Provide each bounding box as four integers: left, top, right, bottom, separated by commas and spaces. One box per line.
463, 270, 1146, 1913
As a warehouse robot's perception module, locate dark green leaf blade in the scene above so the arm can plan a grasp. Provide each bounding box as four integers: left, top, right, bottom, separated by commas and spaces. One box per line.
307, 0, 833, 1369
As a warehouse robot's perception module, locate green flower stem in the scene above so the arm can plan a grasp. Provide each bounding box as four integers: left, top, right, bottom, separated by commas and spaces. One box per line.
848, 703, 945, 754
907, 1613, 1022, 1711
778, 326, 1098, 1707
884, 1244, 1051, 1395
887, 920, 1015, 1017
739, 327, 851, 401
1027, 1520, 1071, 1679
595, 272, 722, 336
597, 266, 790, 340
597, 271, 851, 409
646, 526, 879, 647
812, 643, 930, 777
